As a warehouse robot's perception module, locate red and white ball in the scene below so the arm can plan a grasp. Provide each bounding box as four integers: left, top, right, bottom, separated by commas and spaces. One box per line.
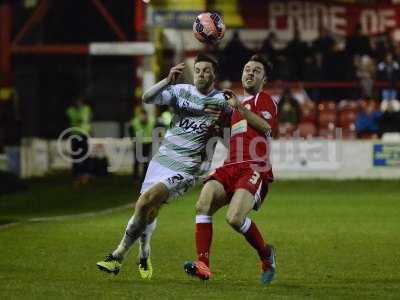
193, 12, 225, 44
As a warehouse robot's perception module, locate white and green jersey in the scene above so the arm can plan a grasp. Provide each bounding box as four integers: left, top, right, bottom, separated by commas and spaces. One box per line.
152, 84, 230, 176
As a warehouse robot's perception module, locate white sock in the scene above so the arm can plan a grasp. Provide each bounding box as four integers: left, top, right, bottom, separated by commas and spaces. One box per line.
139, 219, 157, 259
112, 215, 146, 260
239, 217, 252, 234
195, 214, 212, 224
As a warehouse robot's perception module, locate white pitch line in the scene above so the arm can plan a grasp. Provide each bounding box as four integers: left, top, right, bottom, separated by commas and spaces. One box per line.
29, 203, 133, 222
0, 203, 133, 230
0, 222, 19, 230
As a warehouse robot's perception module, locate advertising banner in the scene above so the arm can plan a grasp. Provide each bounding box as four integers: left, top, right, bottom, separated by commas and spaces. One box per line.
373, 143, 400, 167
151, 0, 400, 39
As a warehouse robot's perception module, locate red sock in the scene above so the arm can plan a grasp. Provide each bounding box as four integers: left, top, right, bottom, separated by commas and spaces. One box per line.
243, 221, 270, 260
196, 223, 213, 267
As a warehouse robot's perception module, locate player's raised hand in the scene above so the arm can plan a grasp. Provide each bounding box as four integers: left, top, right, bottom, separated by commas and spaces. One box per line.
223, 89, 240, 109
167, 63, 185, 84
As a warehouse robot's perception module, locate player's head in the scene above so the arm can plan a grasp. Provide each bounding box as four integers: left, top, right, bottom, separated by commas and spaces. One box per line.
193, 53, 218, 94
242, 54, 272, 95
74, 96, 85, 107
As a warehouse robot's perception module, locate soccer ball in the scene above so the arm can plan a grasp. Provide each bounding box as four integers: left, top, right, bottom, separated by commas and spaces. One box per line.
193, 12, 225, 44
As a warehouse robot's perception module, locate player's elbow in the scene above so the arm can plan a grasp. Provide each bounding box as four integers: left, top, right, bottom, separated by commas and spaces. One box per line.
142, 92, 151, 104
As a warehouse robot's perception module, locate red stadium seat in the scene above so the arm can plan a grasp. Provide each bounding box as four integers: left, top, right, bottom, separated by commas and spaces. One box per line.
319, 128, 337, 139
318, 100, 336, 112
337, 100, 370, 139
300, 101, 317, 123
358, 99, 379, 112
340, 125, 357, 140
338, 110, 357, 128
359, 99, 380, 111
297, 122, 317, 139
319, 110, 337, 129
279, 123, 296, 139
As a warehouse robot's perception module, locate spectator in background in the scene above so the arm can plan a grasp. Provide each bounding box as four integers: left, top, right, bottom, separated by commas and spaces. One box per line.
377, 52, 400, 101
346, 24, 372, 99
302, 54, 322, 101
159, 106, 172, 129
355, 55, 375, 99
394, 41, 400, 62
87, 144, 109, 178
273, 55, 293, 81
130, 107, 156, 179
220, 30, 251, 81
278, 88, 301, 137
346, 24, 371, 57
260, 32, 279, 64
286, 25, 309, 80
373, 31, 393, 62
313, 26, 335, 58
355, 101, 382, 138
66, 96, 92, 186
379, 100, 400, 137
324, 41, 348, 99
312, 26, 334, 80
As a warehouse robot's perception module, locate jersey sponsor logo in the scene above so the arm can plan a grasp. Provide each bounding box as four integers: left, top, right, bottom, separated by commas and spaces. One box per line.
261, 111, 272, 120
178, 118, 209, 134
177, 99, 203, 111
231, 119, 247, 136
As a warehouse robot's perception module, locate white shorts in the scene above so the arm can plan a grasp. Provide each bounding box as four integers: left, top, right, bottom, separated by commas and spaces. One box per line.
140, 160, 196, 202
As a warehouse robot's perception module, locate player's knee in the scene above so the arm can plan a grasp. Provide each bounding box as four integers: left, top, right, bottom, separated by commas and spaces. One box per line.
225, 212, 243, 231
135, 194, 153, 213
195, 198, 211, 215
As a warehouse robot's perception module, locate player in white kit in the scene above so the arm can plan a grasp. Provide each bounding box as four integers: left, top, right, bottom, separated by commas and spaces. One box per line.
96, 54, 230, 279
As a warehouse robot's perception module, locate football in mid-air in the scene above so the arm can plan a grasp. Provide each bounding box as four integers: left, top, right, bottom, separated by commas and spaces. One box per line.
193, 12, 225, 44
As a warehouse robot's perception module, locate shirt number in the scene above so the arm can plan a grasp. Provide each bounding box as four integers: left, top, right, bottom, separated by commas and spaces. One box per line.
249, 171, 260, 185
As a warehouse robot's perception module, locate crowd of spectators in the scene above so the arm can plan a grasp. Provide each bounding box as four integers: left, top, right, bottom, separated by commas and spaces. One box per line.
217, 25, 400, 103
275, 91, 400, 139
212, 25, 400, 139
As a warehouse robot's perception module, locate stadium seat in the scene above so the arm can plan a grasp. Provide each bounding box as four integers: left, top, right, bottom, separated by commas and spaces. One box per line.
318, 106, 337, 138
319, 110, 337, 128
319, 128, 336, 139
338, 110, 357, 128
318, 100, 336, 112
297, 122, 317, 139
279, 123, 296, 139
338, 123, 357, 140
359, 99, 379, 112
300, 101, 317, 123
338, 103, 359, 138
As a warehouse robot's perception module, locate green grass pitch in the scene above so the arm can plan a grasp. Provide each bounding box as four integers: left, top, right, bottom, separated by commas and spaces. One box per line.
0, 176, 399, 299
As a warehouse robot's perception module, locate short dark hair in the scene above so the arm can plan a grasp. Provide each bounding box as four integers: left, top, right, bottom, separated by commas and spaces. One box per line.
248, 54, 273, 78
194, 53, 219, 74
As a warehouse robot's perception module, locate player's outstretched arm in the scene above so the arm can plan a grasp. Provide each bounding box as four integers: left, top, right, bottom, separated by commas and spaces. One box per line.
238, 106, 271, 134
224, 89, 271, 134
142, 63, 185, 104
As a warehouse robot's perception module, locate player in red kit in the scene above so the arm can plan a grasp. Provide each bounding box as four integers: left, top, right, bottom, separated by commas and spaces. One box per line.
184, 55, 277, 285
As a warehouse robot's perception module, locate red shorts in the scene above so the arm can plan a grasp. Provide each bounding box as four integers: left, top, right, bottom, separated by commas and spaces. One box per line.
205, 161, 273, 210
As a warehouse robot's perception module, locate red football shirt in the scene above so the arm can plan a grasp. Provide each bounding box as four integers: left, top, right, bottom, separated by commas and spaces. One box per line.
226, 91, 277, 167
